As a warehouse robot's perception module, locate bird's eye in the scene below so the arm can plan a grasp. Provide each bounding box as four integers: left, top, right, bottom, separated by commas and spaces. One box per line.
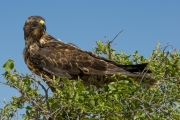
32, 23, 38, 28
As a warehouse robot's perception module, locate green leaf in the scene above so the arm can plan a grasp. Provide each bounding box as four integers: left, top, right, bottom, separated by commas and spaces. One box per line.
89, 99, 95, 107
11, 104, 18, 110
114, 93, 119, 101
3, 59, 14, 72
108, 82, 116, 91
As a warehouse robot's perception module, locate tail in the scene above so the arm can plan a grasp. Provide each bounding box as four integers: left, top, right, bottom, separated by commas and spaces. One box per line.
86, 51, 151, 73
117, 63, 151, 73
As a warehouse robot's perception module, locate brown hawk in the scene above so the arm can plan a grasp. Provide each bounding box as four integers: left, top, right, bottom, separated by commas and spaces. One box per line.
23, 16, 157, 91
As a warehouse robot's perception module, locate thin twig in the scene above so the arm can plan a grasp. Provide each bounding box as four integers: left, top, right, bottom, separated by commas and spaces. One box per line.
105, 29, 124, 59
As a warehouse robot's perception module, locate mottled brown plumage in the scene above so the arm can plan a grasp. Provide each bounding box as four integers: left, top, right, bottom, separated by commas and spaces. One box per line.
23, 16, 157, 91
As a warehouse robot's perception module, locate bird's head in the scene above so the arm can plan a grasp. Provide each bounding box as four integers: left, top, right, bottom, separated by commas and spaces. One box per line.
23, 16, 46, 42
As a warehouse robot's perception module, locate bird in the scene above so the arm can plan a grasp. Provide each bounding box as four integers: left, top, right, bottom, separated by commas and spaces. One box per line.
23, 15, 157, 92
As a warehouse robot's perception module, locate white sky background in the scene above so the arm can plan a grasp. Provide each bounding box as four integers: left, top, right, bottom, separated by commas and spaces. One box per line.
0, 1, 179, 118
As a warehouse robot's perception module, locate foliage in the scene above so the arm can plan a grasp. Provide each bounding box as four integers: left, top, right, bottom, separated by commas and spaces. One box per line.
0, 39, 180, 120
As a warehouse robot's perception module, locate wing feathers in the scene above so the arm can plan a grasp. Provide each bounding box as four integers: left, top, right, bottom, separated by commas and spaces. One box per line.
30, 34, 149, 80
43, 67, 72, 78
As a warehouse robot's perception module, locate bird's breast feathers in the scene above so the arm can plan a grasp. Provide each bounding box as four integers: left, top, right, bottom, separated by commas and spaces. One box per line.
28, 43, 40, 56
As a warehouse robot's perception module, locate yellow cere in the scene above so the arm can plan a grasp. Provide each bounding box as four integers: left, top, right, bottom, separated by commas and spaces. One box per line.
39, 20, 45, 25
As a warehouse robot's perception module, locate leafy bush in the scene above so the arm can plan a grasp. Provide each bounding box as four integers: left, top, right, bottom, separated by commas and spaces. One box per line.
0, 40, 180, 120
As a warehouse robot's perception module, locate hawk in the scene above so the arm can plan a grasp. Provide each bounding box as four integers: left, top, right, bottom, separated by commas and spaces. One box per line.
23, 16, 157, 91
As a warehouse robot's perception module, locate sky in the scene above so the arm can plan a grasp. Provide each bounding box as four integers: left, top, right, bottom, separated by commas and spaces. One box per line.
0, 0, 180, 118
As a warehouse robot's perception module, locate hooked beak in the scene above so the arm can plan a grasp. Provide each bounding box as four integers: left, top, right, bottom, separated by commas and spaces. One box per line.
39, 20, 46, 31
